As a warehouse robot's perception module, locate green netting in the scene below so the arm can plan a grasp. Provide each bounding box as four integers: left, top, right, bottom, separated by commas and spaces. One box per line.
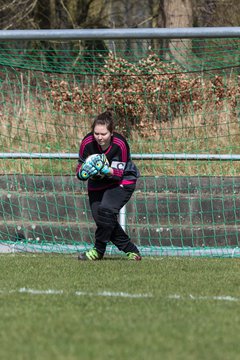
0, 37, 240, 257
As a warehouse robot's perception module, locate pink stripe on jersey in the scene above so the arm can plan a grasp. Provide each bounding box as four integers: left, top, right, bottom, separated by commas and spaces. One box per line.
97, 143, 112, 155
113, 138, 127, 156
104, 145, 112, 155
113, 168, 124, 177
113, 138, 128, 162
120, 180, 136, 185
79, 135, 94, 156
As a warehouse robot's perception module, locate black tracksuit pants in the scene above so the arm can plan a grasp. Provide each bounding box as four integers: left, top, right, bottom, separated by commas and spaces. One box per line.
88, 184, 140, 255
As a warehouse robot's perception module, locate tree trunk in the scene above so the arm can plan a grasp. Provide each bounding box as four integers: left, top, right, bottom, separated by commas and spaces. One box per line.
164, 0, 193, 62
49, 0, 57, 28
150, 0, 166, 56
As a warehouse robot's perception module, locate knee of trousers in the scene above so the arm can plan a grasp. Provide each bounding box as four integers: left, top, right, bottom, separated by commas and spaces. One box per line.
97, 206, 117, 229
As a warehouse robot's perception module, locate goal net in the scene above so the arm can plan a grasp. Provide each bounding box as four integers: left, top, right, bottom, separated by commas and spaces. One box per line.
1, 34, 240, 257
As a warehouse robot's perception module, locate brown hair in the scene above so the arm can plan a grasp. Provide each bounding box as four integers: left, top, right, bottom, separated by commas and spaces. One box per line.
91, 110, 114, 133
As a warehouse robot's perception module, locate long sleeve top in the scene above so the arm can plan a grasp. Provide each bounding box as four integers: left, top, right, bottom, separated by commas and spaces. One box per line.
76, 131, 140, 191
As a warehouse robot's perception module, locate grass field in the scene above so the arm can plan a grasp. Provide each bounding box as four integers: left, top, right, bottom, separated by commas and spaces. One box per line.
0, 254, 239, 360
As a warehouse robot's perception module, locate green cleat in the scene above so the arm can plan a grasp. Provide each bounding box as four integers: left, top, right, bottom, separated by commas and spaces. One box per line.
126, 252, 142, 261
78, 248, 103, 261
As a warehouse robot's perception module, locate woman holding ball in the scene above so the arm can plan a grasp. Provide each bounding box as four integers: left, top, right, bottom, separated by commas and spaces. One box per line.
76, 110, 141, 261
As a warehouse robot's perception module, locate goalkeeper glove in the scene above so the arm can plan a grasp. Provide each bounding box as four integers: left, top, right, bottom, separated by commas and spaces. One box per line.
100, 162, 111, 176
88, 154, 108, 171
78, 163, 98, 181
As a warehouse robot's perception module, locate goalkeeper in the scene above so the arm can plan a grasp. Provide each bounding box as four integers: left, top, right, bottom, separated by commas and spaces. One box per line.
76, 110, 141, 261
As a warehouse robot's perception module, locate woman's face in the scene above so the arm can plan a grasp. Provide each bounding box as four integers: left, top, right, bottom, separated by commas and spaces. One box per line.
93, 124, 112, 149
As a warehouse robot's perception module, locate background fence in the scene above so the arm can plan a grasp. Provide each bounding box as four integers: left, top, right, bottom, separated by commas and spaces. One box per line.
0, 28, 240, 256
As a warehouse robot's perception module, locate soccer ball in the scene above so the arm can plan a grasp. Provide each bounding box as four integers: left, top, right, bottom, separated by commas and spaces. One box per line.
85, 154, 109, 179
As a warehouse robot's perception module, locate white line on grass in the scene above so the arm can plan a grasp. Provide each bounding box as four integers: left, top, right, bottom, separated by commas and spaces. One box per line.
0, 289, 239, 301
0, 288, 153, 299
75, 291, 153, 298
169, 294, 240, 302
19, 287, 64, 295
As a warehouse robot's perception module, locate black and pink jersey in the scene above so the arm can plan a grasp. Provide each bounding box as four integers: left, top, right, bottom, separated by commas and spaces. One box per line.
76, 132, 140, 191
